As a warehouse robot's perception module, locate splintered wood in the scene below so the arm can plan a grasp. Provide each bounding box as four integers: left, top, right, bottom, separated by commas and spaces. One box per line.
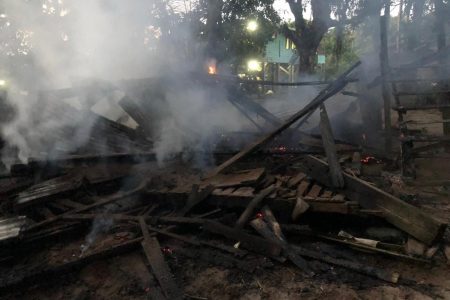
140, 218, 183, 300
302, 155, 447, 245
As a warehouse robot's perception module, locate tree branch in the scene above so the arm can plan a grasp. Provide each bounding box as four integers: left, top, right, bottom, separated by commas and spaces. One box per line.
287, 0, 306, 32
281, 24, 301, 46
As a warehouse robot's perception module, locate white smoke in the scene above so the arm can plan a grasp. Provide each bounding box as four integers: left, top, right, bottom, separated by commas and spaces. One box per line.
0, 0, 255, 168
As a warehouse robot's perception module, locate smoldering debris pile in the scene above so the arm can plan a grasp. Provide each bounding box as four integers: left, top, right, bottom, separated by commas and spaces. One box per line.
0, 61, 449, 299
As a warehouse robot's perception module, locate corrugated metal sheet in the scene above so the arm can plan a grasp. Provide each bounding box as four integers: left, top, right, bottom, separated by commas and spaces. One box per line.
0, 216, 27, 242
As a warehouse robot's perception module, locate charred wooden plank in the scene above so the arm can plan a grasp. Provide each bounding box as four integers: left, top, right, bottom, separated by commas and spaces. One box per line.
319, 104, 344, 188
178, 185, 214, 217
302, 155, 447, 245
291, 245, 400, 283
27, 180, 146, 231
235, 186, 275, 229
139, 218, 183, 300
306, 184, 322, 199
296, 180, 310, 197
146, 226, 201, 246
204, 168, 266, 188
291, 196, 310, 220
287, 172, 306, 188
230, 187, 254, 197
203, 220, 281, 257
380, 14, 392, 153
250, 218, 311, 273
261, 206, 285, 242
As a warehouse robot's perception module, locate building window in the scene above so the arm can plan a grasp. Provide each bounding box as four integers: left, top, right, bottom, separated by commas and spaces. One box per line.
285, 38, 296, 50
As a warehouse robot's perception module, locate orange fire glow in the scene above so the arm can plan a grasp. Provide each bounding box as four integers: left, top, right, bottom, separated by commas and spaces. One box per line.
208, 65, 216, 75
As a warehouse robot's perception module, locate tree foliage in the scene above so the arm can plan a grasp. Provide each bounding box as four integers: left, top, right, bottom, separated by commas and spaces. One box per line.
283, 0, 383, 75
198, 0, 280, 67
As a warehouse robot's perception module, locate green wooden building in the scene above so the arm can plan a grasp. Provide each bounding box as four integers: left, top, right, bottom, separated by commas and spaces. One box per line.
263, 33, 299, 83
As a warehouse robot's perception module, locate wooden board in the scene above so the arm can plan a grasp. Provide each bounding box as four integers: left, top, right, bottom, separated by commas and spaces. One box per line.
204, 168, 266, 188
302, 155, 447, 245
319, 104, 344, 188
306, 184, 322, 199
203, 220, 282, 257
287, 172, 307, 188
140, 220, 183, 300
235, 186, 275, 229
296, 181, 310, 197
231, 187, 255, 197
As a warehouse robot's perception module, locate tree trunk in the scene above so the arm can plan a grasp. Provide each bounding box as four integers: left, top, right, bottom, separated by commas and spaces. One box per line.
298, 48, 316, 75
206, 0, 223, 59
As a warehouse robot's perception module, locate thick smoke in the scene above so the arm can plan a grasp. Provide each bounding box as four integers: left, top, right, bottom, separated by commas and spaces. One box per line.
0, 0, 253, 168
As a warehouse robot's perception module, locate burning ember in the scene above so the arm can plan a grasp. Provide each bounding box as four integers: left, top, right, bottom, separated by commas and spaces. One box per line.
269, 146, 287, 153
208, 65, 216, 75
161, 246, 173, 255
361, 156, 381, 165
255, 212, 264, 219
207, 58, 217, 74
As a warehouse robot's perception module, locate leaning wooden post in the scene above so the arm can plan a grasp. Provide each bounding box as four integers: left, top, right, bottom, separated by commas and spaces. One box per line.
319, 104, 344, 188
380, 3, 392, 154
207, 61, 361, 177
435, 0, 450, 152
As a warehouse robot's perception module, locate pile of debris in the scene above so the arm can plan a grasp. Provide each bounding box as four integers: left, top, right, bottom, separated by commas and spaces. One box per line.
0, 63, 449, 299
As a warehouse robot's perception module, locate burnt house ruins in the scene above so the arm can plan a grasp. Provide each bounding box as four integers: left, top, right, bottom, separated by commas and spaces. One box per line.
0, 0, 449, 299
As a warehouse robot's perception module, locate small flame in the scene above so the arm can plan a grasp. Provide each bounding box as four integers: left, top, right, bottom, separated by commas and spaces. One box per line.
256, 212, 264, 219
208, 65, 216, 75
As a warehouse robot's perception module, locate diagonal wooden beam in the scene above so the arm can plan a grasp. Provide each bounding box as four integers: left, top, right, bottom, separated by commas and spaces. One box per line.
208, 61, 361, 177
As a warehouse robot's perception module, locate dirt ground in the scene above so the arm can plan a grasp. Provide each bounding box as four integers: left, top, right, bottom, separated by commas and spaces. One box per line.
2, 226, 449, 300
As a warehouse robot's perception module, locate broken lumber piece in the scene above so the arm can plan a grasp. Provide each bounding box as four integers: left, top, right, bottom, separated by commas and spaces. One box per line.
27, 180, 146, 232
302, 155, 447, 245
203, 168, 266, 188
235, 186, 276, 229
291, 245, 400, 283
208, 61, 361, 177
320, 235, 427, 262
178, 185, 214, 217
291, 196, 310, 220
250, 217, 311, 274
139, 218, 183, 300
319, 104, 344, 188
203, 220, 281, 257
261, 206, 285, 242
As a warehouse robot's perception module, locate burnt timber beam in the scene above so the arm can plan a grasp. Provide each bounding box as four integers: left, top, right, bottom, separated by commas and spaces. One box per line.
380, 12, 392, 154
301, 155, 447, 245
319, 104, 344, 188
203, 220, 282, 257
208, 61, 361, 177
178, 185, 215, 217
139, 218, 183, 300
26, 180, 146, 232
235, 186, 275, 229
